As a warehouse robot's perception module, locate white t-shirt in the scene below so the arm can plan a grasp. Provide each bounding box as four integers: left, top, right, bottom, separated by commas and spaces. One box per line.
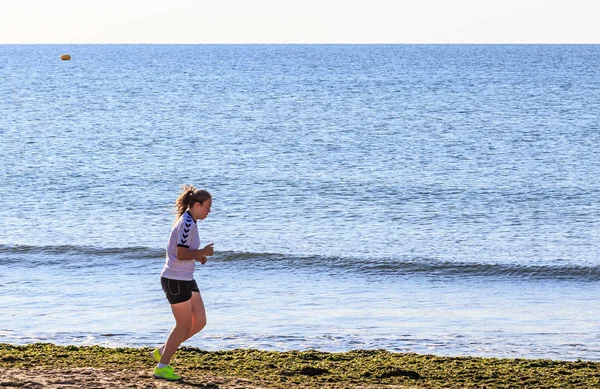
161, 210, 200, 281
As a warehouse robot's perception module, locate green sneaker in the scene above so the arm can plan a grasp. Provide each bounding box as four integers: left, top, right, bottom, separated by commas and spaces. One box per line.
151, 348, 161, 362
153, 365, 182, 381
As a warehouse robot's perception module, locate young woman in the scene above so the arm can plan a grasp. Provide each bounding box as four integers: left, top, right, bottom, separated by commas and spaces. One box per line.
152, 185, 214, 381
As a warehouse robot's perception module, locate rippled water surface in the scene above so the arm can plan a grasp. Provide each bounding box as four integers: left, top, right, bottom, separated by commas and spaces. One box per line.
1, 45, 600, 360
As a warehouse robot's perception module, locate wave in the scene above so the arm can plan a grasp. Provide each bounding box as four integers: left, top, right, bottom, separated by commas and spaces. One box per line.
1, 244, 599, 281
0, 244, 164, 259
210, 251, 600, 281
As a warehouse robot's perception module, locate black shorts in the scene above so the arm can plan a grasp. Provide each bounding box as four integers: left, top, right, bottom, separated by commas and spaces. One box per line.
161, 277, 199, 305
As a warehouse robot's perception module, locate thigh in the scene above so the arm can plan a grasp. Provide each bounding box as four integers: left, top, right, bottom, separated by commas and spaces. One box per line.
170, 297, 193, 325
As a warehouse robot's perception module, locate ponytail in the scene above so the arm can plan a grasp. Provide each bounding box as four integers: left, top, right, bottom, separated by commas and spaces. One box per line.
174, 184, 212, 222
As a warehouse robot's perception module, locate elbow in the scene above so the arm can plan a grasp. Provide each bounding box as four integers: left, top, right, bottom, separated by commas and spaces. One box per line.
176, 247, 191, 261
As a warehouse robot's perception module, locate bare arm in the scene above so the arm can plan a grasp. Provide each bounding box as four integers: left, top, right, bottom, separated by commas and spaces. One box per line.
176, 243, 214, 261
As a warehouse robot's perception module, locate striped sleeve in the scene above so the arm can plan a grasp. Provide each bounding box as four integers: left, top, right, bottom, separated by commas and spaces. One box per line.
177, 214, 193, 248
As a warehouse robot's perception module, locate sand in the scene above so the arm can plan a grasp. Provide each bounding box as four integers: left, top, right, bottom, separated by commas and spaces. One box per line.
1, 367, 410, 389
2, 367, 270, 389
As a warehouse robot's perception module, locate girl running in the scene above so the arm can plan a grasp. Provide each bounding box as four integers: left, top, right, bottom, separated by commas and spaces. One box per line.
152, 185, 214, 381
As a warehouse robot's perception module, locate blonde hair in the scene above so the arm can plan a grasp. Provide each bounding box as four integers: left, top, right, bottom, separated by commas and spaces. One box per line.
174, 184, 212, 221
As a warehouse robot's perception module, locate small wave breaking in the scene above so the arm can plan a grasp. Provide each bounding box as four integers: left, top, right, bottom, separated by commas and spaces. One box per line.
0, 244, 163, 259
1, 244, 599, 281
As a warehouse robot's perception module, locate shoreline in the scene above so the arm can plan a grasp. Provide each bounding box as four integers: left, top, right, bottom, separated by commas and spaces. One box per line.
1, 343, 599, 388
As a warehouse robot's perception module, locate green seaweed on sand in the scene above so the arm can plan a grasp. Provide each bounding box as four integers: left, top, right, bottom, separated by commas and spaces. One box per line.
1, 343, 599, 388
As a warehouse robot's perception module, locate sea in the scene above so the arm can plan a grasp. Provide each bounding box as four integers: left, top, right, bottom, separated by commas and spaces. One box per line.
1, 44, 599, 362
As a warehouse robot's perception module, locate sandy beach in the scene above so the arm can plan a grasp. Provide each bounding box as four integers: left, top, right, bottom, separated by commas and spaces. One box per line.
2, 368, 280, 389
3, 366, 409, 388
1, 344, 599, 388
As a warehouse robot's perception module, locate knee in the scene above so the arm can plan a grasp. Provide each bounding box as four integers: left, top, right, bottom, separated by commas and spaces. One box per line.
198, 316, 206, 331
196, 316, 207, 331
176, 319, 193, 333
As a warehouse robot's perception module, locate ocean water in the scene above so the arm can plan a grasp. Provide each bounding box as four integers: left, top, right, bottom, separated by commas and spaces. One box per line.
1, 44, 600, 361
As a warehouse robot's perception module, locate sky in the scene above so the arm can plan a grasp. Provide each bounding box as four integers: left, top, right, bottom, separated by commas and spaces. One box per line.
1, 0, 599, 44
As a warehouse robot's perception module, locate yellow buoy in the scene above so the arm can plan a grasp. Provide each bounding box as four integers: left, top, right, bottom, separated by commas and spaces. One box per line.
60, 54, 71, 61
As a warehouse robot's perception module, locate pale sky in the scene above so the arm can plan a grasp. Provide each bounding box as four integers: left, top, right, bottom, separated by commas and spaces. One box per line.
1, 0, 599, 44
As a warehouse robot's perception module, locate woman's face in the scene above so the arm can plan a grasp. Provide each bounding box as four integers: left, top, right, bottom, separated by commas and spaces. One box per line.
191, 198, 212, 220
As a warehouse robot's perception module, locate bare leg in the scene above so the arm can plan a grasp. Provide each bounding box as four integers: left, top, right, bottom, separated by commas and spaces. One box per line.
185, 292, 207, 340
160, 299, 192, 365
158, 292, 206, 364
